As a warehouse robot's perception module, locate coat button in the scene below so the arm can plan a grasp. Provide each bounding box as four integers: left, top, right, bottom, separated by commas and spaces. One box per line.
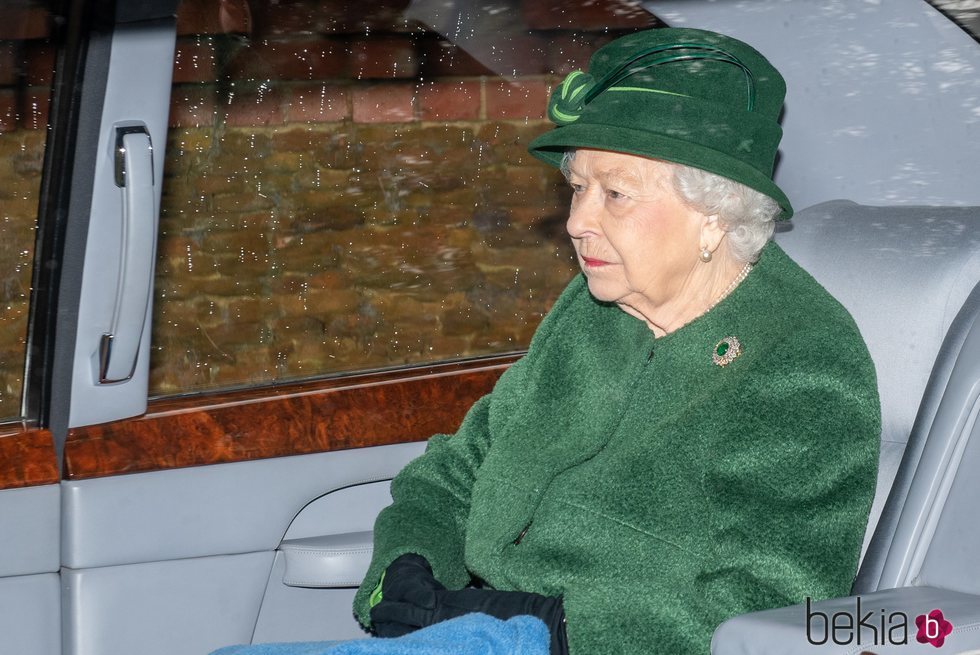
513, 523, 531, 545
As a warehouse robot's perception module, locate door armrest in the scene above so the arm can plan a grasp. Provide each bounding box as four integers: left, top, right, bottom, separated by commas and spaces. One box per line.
280, 531, 373, 588
711, 586, 980, 654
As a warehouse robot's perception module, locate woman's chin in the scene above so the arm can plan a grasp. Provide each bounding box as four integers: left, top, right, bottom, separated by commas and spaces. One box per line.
584, 277, 623, 304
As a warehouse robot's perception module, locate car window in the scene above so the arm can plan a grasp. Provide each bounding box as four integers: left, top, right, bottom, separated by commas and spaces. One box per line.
929, 0, 980, 38
152, 0, 657, 398
0, 1, 54, 421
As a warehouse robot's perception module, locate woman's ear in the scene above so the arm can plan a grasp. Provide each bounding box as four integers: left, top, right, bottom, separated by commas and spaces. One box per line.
700, 215, 728, 255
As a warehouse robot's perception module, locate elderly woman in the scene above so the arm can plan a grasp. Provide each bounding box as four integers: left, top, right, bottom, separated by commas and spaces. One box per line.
352, 27, 880, 655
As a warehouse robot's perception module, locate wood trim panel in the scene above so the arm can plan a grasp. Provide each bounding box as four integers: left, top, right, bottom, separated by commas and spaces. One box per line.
64, 354, 521, 480
0, 425, 60, 490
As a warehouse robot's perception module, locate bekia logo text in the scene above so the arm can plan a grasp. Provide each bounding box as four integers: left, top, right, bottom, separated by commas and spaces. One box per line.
806, 597, 953, 648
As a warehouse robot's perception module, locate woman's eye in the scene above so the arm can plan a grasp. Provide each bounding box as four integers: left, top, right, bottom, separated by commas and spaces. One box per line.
569, 183, 585, 194
606, 189, 628, 201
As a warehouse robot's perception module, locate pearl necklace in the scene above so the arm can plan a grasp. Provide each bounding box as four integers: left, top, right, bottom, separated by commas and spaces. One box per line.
707, 262, 752, 312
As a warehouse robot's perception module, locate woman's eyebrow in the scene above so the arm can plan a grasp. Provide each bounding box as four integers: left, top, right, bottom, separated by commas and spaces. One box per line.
565, 165, 645, 191
596, 167, 643, 189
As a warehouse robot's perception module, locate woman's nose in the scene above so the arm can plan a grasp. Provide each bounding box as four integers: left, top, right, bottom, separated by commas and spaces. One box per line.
566, 193, 599, 238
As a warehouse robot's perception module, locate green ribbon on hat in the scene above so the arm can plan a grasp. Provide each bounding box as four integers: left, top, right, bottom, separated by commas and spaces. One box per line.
547, 43, 758, 127
549, 71, 597, 125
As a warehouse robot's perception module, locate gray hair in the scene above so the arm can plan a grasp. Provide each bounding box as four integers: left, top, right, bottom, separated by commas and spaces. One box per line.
559, 150, 779, 263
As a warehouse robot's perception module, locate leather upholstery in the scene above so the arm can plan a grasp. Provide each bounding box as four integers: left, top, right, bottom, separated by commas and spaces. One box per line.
712, 585, 980, 654
714, 201, 980, 654
281, 531, 374, 588
0, 485, 59, 577
775, 200, 980, 566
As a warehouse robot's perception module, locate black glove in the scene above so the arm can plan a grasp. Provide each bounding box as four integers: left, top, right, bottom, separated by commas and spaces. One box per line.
370, 553, 447, 637
370, 554, 568, 655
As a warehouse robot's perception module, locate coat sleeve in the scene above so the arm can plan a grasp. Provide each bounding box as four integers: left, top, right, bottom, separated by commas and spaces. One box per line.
352, 390, 497, 628
352, 277, 586, 628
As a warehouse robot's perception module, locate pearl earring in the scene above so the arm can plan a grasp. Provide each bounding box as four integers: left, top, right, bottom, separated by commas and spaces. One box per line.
699, 248, 712, 263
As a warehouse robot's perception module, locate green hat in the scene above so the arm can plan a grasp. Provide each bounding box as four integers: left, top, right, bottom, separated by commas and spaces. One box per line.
528, 28, 793, 218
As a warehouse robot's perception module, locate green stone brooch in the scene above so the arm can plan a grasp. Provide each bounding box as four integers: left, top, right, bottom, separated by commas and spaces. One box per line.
712, 336, 742, 367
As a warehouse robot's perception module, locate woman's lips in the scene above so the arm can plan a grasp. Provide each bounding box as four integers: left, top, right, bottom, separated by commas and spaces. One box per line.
581, 256, 611, 267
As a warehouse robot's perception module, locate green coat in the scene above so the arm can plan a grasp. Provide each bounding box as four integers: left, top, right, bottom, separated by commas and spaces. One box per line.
354, 242, 881, 654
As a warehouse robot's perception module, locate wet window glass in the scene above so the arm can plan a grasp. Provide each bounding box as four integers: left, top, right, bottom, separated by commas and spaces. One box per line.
928, 0, 980, 38
0, 1, 53, 420
153, 0, 657, 396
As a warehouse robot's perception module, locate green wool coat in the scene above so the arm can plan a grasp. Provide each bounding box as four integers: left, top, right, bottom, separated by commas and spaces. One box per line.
353, 242, 881, 654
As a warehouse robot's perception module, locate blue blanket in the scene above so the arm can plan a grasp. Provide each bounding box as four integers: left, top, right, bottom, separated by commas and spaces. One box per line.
211, 614, 549, 655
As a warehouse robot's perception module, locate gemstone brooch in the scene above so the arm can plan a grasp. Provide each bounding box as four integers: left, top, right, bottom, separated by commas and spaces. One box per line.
712, 336, 742, 367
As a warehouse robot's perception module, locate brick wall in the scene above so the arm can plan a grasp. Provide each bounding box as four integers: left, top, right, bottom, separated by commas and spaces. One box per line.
0, 4, 51, 418
151, 0, 655, 396
0, 0, 657, 413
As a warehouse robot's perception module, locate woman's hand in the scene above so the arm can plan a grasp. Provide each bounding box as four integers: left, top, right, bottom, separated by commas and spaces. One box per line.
370, 553, 447, 637
370, 554, 568, 654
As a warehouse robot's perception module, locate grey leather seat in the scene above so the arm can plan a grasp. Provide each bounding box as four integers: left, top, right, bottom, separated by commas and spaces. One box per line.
713, 200, 980, 654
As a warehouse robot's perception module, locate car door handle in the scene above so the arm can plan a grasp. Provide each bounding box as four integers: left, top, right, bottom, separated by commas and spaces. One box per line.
99, 124, 156, 383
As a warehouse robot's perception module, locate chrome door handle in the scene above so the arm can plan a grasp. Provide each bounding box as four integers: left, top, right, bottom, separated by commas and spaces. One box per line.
99, 124, 155, 383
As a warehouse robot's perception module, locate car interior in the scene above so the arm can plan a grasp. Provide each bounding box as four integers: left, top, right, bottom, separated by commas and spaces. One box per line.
0, 1, 978, 654
719, 200, 980, 654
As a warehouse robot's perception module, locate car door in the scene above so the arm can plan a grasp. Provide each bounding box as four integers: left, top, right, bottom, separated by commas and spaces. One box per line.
3, 1, 655, 654
1, 2, 73, 653
56, 1, 652, 652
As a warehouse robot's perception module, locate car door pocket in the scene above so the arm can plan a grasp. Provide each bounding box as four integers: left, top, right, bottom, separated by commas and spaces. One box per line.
280, 531, 374, 588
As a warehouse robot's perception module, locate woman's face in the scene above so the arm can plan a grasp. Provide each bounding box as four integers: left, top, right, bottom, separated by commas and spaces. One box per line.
564, 149, 708, 312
